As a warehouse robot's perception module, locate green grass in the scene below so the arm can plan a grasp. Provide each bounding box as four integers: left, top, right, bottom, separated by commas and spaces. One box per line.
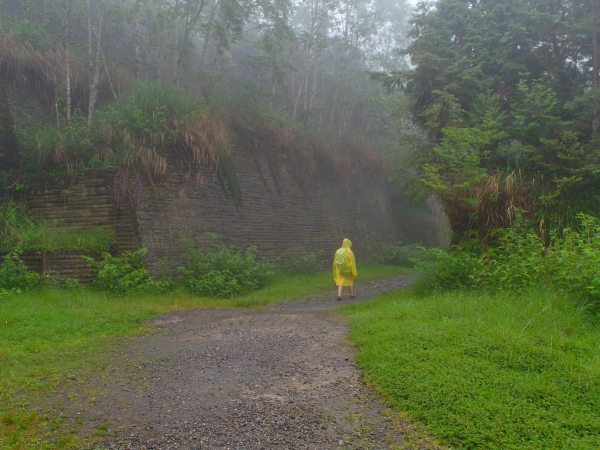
0, 263, 410, 449
342, 287, 600, 449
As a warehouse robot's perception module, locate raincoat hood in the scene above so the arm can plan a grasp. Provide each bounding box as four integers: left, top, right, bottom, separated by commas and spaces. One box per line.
342, 238, 352, 249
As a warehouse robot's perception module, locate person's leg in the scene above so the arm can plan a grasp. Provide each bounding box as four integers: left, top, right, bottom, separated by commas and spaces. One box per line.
337, 285, 343, 297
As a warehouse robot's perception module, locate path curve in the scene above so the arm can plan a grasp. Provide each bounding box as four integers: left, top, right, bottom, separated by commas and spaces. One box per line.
68, 274, 440, 449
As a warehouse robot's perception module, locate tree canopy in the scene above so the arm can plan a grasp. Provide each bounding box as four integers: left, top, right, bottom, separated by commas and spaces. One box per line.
383, 0, 600, 243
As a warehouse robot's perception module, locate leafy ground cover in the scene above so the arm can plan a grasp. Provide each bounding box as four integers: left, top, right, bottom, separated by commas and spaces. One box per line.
342, 286, 600, 449
0, 263, 411, 449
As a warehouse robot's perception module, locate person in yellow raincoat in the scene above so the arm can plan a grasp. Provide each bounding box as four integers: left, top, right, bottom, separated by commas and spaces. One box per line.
333, 238, 357, 301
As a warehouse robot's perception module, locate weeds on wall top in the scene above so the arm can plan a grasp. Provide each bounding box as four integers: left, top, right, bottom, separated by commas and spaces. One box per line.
13, 81, 242, 206
2, 23, 386, 204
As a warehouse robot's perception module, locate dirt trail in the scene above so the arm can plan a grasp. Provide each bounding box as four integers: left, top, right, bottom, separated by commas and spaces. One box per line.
61, 275, 443, 449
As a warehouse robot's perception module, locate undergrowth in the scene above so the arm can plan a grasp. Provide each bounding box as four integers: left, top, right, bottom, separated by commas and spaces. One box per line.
82, 249, 171, 294
375, 242, 425, 267
179, 238, 276, 298
0, 251, 42, 295
417, 213, 600, 304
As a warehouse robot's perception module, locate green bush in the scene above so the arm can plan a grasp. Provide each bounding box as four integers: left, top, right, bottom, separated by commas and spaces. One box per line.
0, 251, 42, 294
281, 250, 323, 275
543, 214, 600, 301
470, 225, 547, 291
376, 242, 425, 267
416, 245, 480, 292
422, 214, 600, 303
82, 248, 168, 293
179, 239, 275, 298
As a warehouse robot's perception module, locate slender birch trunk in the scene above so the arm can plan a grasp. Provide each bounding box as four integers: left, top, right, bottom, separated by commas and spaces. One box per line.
88, 10, 104, 126
134, 0, 142, 79
200, 0, 218, 68
592, 0, 599, 139
63, 0, 73, 127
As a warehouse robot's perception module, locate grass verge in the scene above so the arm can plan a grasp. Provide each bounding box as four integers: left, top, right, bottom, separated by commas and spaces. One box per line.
0, 264, 411, 449
341, 287, 600, 449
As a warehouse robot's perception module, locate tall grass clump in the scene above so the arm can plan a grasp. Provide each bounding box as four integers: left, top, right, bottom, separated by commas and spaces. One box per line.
95, 82, 230, 179
20, 80, 233, 189
0, 200, 114, 253
0, 201, 36, 250
343, 287, 600, 449
22, 115, 95, 173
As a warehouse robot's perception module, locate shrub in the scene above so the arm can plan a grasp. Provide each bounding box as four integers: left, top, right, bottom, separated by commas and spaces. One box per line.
0, 251, 42, 294
471, 226, 548, 291
545, 214, 600, 302
376, 242, 425, 267
82, 248, 167, 293
179, 239, 275, 298
416, 246, 480, 292
281, 250, 323, 275
422, 214, 600, 303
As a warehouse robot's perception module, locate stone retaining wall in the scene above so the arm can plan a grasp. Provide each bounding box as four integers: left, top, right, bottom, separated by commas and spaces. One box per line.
19, 251, 95, 284
136, 147, 399, 273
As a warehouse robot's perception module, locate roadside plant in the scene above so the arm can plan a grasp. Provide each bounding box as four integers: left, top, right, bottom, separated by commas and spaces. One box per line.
470, 225, 547, 291
421, 213, 600, 303
82, 248, 167, 293
376, 242, 424, 267
281, 250, 323, 275
545, 214, 600, 302
61, 278, 81, 289
416, 246, 480, 292
179, 238, 275, 298
0, 251, 42, 294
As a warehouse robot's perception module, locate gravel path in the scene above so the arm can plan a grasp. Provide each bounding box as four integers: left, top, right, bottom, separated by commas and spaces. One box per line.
60, 275, 444, 449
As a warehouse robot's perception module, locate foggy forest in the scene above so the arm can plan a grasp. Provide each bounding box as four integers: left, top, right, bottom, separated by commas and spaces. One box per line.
2, 0, 600, 449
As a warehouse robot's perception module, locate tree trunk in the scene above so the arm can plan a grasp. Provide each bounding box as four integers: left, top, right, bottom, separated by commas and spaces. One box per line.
88, 9, 105, 126
592, 0, 599, 139
200, 0, 218, 68
63, 0, 73, 127
157, 0, 163, 82
329, 74, 339, 127
309, 61, 317, 111
100, 47, 119, 101
293, 57, 310, 119
134, 0, 142, 79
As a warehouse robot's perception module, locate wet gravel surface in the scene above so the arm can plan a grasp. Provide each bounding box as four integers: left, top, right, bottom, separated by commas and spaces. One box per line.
61, 275, 444, 449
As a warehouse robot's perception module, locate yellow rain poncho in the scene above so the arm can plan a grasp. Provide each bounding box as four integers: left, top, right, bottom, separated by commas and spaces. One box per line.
333, 238, 357, 287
